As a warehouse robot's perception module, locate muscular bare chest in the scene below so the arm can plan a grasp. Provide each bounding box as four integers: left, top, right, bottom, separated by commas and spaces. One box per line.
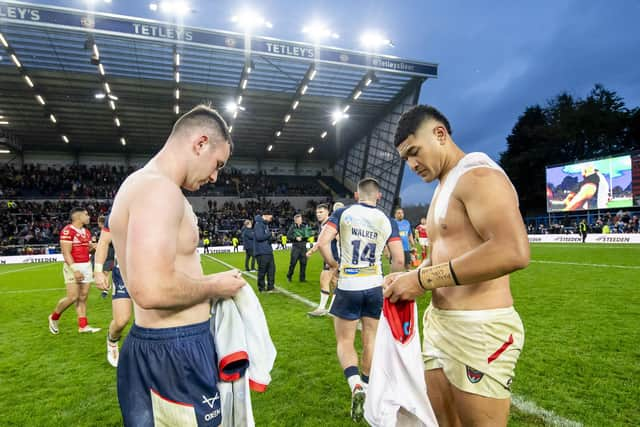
177, 201, 199, 255
426, 189, 482, 263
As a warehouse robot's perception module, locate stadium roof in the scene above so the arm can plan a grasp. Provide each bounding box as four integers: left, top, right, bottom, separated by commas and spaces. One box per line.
0, 1, 437, 160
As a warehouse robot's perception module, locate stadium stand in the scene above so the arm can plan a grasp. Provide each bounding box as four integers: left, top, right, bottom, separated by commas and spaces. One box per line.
0, 195, 335, 255
0, 164, 347, 199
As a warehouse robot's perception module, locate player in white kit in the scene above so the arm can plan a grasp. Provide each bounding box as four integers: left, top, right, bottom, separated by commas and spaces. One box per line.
316, 178, 405, 421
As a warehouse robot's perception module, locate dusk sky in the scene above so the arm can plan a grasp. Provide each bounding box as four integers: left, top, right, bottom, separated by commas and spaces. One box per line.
35, 1, 640, 205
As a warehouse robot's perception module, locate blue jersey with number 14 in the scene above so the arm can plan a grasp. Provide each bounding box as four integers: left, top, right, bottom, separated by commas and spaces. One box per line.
327, 203, 400, 291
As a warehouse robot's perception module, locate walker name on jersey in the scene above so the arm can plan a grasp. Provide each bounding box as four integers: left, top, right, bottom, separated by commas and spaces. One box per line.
351, 227, 378, 240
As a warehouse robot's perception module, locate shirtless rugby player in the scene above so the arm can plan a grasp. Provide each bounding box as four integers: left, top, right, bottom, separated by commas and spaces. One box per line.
108, 105, 246, 426
384, 105, 530, 427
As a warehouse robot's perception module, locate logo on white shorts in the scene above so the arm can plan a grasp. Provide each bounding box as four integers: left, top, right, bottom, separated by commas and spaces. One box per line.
466, 366, 484, 384
201, 393, 219, 409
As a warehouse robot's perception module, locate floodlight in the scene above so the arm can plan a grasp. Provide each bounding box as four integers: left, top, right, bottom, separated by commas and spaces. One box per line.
231, 11, 272, 30
149, 1, 191, 16
332, 110, 349, 122
10, 54, 21, 68
24, 75, 34, 87
302, 23, 339, 41
360, 31, 394, 48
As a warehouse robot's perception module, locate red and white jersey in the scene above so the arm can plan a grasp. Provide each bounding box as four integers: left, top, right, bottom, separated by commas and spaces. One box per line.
60, 224, 92, 263
416, 224, 428, 239
365, 299, 438, 427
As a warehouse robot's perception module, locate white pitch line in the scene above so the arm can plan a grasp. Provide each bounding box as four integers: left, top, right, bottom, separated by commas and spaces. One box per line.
511, 395, 582, 427
0, 262, 59, 276
0, 287, 66, 294
205, 254, 583, 427
203, 255, 316, 308
531, 260, 640, 269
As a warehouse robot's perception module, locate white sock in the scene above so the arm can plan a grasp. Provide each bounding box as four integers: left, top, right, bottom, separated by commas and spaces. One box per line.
319, 292, 329, 309
347, 374, 361, 392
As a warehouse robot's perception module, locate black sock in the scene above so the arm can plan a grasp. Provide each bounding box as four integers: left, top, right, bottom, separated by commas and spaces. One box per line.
343, 365, 359, 379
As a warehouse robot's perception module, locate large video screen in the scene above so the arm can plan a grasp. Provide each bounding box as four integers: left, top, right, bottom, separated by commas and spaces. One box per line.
546, 154, 637, 212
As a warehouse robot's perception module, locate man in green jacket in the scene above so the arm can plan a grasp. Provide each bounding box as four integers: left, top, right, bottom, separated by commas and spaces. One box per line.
287, 214, 311, 282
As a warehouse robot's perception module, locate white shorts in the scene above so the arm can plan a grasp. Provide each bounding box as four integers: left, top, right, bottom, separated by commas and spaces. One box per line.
422, 304, 524, 399
418, 238, 429, 246
63, 262, 94, 284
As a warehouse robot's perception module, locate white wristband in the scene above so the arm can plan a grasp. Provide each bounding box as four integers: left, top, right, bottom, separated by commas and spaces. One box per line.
94, 263, 103, 273
69, 263, 78, 273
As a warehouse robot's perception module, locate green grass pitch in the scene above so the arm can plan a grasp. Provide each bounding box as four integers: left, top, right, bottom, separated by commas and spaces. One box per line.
0, 243, 638, 426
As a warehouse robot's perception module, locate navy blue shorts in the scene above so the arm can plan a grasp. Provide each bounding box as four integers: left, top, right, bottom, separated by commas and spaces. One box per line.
117, 320, 222, 427
111, 266, 130, 300
329, 287, 383, 320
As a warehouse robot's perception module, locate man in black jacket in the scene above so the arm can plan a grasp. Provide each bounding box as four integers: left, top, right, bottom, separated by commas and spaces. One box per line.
286, 214, 311, 282
240, 219, 256, 271
254, 211, 275, 292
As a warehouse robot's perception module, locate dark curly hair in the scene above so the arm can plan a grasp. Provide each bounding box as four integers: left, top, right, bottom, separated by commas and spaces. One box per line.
394, 105, 452, 147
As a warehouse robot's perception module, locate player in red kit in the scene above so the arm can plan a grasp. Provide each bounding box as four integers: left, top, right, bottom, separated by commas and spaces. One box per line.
48, 207, 101, 334
415, 217, 429, 261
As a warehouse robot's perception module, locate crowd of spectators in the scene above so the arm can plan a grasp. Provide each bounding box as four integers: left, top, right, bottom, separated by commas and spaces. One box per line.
0, 164, 131, 199
0, 197, 333, 255
0, 200, 111, 255
197, 198, 332, 247
0, 164, 337, 199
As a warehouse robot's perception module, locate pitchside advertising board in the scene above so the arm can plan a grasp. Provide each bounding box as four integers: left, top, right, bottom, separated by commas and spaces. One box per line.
546, 153, 640, 212
527, 234, 640, 244
0, 244, 297, 264
2, 239, 638, 265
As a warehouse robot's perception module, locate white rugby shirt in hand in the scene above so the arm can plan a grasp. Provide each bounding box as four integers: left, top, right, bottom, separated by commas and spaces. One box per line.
211, 285, 277, 426
365, 298, 438, 427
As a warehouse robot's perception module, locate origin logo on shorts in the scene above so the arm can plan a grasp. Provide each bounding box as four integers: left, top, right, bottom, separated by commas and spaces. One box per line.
344, 268, 360, 275
466, 366, 484, 383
